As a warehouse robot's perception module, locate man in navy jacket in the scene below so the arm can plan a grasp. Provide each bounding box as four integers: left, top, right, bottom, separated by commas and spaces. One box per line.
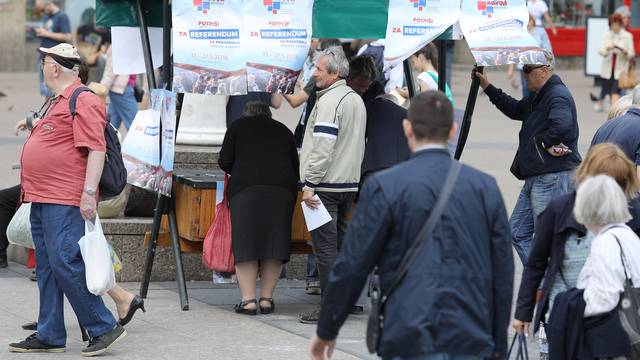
309, 91, 514, 360
475, 60, 581, 264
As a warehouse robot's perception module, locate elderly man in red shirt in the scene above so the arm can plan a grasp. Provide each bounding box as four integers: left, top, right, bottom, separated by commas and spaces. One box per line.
8, 44, 126, 357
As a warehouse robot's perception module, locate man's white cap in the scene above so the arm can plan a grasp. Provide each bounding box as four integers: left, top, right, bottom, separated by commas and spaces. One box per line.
38, 43, 81, 61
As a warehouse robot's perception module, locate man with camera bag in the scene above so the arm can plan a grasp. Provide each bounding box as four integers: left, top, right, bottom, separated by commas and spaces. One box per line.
309, 91, 514, 360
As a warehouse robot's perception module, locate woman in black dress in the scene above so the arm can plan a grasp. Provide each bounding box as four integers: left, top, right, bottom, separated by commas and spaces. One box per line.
218, 101, 299, 315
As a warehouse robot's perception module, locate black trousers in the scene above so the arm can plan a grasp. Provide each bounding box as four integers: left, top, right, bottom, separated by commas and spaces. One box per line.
0, 185, 21, 256
309, 191, 356, 295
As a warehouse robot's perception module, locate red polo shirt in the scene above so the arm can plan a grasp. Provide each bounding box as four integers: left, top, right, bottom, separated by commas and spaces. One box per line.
20, 80, 106, 207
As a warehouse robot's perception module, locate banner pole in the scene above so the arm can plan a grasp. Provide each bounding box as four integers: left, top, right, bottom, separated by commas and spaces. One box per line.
454, 66, 483, 160
437, 40, 447, 92
403, 59, 415, 99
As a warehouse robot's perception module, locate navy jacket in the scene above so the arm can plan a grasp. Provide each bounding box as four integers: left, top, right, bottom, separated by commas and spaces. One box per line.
515, 191, 640, 332
485, 74, 581, 179
317, 149, 514, 359
362, 97, 411, 176
547, 289, 630, 360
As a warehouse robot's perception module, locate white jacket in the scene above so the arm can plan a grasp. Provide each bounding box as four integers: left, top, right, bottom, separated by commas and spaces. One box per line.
598, 29, 635, 80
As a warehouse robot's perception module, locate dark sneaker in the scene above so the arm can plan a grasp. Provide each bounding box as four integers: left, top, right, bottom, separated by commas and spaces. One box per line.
21, 322, 37, 331
350, 305, 365, 314
298, 307, 321, 324
305, 281, 321, 295
0, 253, 7, 268
81, 324, 127, 357
8, 333, 65, 353
29, 270, 37, 282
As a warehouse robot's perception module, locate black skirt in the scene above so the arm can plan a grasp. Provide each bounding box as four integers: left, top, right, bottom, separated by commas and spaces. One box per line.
229, 185, 295, 264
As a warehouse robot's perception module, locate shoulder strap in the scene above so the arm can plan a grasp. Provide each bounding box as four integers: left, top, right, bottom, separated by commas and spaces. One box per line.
68, 86, 94, 119
384, 160, 462, 298
332, 90, 357, 124
612, 233, 632, 285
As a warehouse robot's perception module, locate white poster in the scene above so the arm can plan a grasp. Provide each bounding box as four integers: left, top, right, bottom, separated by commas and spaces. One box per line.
384, 0, 461, 67
242, 0, 314, 94
460, 0, 549, 66
172, 0, 247, 95
111, 27, 165, 75
122, 89, 176, 197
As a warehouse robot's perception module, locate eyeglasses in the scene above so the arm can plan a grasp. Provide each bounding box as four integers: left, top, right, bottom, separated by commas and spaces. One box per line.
523, 64, 548, 74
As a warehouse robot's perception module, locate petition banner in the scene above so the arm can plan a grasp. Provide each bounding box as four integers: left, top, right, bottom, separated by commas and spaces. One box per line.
122, 89, 176, 197
172, 0, 247, 95
460, 0, 548, 66
384, 0, 461, 67
243, 0, 314, 94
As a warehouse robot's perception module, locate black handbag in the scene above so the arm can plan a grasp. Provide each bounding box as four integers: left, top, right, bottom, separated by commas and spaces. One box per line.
366, 161, 462, 354
506, 330, 529, 360
134, 84, 144, 102
614, 235, 640, 359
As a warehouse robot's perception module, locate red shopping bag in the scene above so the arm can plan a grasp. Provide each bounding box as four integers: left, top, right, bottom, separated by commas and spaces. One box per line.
203, 174, 235, 272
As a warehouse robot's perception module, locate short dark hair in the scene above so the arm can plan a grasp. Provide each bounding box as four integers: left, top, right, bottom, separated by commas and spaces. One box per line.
408, 91, 453, 142
348, 55, 378, 82
241, 101, 272, 118
318, 38, 341, 50
414, 42, 438, 67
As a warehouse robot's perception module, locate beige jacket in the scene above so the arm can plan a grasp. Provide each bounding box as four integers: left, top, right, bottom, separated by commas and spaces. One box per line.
599, 29, 635, 80
300, 79, 367, 192
100, 47, 131, 94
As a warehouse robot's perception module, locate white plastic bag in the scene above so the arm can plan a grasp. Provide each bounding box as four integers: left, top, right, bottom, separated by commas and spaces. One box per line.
6, 203, 35, 249
78, 215, 115, 296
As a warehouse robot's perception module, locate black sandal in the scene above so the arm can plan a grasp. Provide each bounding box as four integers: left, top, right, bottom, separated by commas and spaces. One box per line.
234, 299, 257, 315
259, 297, 275, 314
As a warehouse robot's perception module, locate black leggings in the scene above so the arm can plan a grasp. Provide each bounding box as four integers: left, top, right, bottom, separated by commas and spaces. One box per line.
0, 185, 21, 256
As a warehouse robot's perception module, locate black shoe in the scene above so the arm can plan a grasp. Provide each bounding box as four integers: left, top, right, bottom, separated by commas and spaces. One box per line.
81, 324, 126, 357
21, 322, 37, 331
258, 297, 275, 314
234, 299, 257, 315
29, 270, 37, 282
118, 295, 146, 326
8, 333, 65, 353
0, 253, 7, 268
590, 93, 599, 102
298, 307, 321, 324
350, 305, 365, 314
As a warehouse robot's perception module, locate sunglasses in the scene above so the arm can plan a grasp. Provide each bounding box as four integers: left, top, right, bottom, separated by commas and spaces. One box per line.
523, 65, 548, 74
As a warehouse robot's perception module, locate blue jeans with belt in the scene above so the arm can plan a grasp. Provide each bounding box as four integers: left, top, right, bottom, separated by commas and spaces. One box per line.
510, 170, 574, 264
31, 203, 116, 346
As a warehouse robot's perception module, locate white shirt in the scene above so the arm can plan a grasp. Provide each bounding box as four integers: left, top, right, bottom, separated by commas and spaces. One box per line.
527, 0, 549, 26
577, 224, 640, 317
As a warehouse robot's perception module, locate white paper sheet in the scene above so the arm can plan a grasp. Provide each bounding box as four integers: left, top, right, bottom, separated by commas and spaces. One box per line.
111, 26, 167, 75
301, 195, 332, 231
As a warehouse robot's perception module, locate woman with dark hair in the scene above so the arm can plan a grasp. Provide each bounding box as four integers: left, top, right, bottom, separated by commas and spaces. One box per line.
219, 101, 299, 315
591, 13, 635, 112
409, 43, 454, 104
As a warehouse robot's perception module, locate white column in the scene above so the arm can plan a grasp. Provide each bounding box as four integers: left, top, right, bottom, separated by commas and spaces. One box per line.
176, 93, 227, 145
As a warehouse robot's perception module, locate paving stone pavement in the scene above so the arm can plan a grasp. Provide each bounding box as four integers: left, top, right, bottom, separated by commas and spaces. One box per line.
0, 66, 610, 359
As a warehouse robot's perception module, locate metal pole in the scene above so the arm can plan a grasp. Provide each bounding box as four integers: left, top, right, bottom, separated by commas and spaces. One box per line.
162, 0, 172, 90
403, 59, 415, 99
135, 0, 157, 90
454, 66, 483, 160
437, 40, 447, 92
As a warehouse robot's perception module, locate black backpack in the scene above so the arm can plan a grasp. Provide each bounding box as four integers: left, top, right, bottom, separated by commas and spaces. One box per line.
69, 86, 127, 200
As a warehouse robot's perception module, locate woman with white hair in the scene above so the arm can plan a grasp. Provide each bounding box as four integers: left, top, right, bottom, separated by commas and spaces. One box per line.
574, 174, 640, 318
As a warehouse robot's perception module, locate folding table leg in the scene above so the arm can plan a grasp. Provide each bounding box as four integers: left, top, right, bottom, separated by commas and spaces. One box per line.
139, 194, 164, 298
168, 202, 189, 311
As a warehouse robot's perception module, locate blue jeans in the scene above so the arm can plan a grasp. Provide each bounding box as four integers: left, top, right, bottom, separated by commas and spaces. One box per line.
31, 203, 116, 346
306, 253, 318, 282
391, 353, 482, 360
510, 170, 573, 264
38, 55, 54, 98
108, 85, 138, 130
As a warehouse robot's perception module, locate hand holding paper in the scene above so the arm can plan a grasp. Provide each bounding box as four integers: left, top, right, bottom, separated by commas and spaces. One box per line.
301, 195, 332, 231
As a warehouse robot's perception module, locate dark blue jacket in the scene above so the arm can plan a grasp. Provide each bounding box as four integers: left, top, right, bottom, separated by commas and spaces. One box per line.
485, 74, 581, 179
317, 149, 514, 359
548, 289, 630, 360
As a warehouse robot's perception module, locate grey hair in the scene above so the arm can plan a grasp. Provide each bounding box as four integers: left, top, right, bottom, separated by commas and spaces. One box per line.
608, 94, 633, 120
52, 59, 79, 75
632, 85, 640, 105
321, 47, 349, 78
574, 175, 632, 226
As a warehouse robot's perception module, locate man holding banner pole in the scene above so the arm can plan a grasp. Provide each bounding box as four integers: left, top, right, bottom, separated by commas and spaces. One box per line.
474, 54, 581, 265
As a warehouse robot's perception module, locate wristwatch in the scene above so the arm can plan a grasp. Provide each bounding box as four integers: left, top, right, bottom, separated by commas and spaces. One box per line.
83, 188, 97, 196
